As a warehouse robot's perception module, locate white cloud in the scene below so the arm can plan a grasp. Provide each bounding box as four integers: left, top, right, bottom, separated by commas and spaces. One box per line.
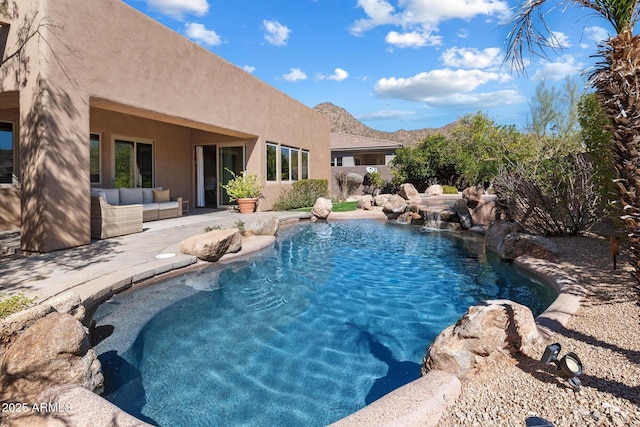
423, 90, 526, 108
316, 68, 349, 81
441, 47, 502, 69
263, 20, 291, 46
147, 0, 208, 20
357, 110, 416, 121
385, 30, 441, 48
532, 55, 583, 81
328, 68, 349, 81
242, 65, 256, 73
184, 23, 221, 46
350, 0, 510, 41
374, 68, 511, 101
350, 0, 400, 35
581, 26, 610, 48
282, 68, 307, 82
549, 31, 571, 49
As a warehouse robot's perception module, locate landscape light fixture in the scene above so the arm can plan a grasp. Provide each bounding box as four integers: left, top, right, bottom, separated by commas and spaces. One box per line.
541, 343, 583, 391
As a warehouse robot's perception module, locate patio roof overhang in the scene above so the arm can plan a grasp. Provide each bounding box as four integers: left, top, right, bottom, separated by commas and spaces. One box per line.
90, 97, 258, 140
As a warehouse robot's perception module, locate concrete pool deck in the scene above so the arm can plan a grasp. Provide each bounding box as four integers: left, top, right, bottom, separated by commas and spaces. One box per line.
0, 201, 585, 427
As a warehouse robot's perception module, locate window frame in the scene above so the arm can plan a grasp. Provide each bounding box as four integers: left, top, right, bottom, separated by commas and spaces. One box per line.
89, 133, 101, 184
301, 150, 309, 180
112, 136, 155, 188
280, 146, 291, 182
266, 142, 278, 182
0, 120, 16, 186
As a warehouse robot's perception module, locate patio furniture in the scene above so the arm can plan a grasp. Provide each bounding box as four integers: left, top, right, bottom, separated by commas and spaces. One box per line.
91, 187, 183, 222
91, 196, 143, 239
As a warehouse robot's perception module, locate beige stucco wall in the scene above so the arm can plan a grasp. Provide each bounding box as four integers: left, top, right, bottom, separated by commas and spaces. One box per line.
0, 0, 330, 251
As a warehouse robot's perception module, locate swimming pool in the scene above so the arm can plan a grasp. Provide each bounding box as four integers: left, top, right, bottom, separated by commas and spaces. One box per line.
94, 220, 556, 426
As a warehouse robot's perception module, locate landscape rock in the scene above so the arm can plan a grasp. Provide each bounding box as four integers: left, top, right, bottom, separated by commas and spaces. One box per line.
470, 198, 498, 226
0, 291, 86, 349
383, 194, 408, 214
357, 195, 374, 210
422, 300, 541, 379
425, 184, 444, 196
312, 197, 333, 219
247, 217, 279, 236
374, 194, 391, 207
500, 233, 561, 261
485, 220, 519, 255
47, 291, 86, 321
0, 312, 104, 403
399, 183, 420, 200
453, 199, 473, 229
462, 186, 484, 209
179, 228, 243, 262
346, 173, 364, 187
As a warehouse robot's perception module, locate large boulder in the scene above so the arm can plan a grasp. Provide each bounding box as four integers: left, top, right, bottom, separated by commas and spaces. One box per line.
0, 292, 86, 350
247, 217, 279, 236
462, 186, 484, 209
179, 228, 242, 262
500, 233, 560, 261
399, 183, 420, 200
374, 194, 391, 207
0, 312, 104, 403
346, 173, 364, 187
312, 197, 333, 219
357, 195, 374, 210
422, 300, 541, 379
485, 220, 519, 255
470, 197, 498, 226
425, 184, 444, 196
382, 194, 408, 217
453, 199, 473, 229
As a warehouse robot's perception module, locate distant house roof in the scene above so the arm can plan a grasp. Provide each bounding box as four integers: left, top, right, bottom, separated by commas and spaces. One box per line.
331, 133, 403, 151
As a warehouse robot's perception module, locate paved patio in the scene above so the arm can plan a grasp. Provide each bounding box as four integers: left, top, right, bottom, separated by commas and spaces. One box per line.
0, 209, 313, 306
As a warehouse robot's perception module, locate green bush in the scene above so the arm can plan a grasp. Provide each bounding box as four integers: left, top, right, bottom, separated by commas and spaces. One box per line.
0, 293, 37, 319
442, 185, 459, 194
273, 179, 328, 210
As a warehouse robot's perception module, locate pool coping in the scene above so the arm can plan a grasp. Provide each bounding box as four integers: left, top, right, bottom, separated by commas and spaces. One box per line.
39, 218, 585, 427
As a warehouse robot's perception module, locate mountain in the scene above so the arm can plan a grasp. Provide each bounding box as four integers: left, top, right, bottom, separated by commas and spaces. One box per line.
312, 102, 453, 147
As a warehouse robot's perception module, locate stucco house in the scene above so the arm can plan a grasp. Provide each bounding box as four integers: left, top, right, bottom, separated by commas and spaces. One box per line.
330, 133, 401, 191
0, 0, 331, 253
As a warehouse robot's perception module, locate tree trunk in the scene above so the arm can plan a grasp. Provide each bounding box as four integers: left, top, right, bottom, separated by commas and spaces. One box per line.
591, 31, 640, 281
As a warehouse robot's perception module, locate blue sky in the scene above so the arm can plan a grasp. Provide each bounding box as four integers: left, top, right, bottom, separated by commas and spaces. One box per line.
122, 0, 613, 132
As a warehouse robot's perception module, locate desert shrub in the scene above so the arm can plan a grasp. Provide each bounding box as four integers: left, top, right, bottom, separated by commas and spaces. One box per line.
363, 171, 385, 195
442, 185, 459, 194
0, 293, 37, 319
493, 154, 601, 236
273, 179, 328, 210
335, 171, 361, 201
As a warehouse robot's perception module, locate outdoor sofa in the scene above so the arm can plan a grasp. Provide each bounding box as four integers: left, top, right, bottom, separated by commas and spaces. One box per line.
90, 187, 182, 239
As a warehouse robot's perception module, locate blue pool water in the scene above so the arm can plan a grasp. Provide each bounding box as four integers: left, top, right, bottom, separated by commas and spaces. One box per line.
94, 220, 556, 426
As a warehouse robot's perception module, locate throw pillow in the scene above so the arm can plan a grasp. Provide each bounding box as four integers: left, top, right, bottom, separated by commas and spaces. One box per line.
153, 189, 170, 203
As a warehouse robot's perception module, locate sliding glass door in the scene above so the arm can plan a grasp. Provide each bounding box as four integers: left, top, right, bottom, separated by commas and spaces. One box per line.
114, 138, 154, 188
219, 146, 244, 205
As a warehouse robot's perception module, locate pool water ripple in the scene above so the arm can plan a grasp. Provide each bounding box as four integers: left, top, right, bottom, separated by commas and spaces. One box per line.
95, 220, 556, 426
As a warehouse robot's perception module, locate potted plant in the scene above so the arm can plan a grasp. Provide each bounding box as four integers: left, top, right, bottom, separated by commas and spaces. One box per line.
220, 168, 262, 214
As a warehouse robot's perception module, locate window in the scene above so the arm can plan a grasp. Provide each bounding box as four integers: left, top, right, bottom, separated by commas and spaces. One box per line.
0, 121, 14, 184
114, 138, 154, 188
281, 146, 290, 181
291, 148, 299, 181
332, 157, 343, 167
266, 143, 277, 181
301, 150, 309, 179
90, 133, 101, 184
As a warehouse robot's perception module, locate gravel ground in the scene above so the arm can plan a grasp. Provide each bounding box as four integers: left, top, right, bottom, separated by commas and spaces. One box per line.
438, 235, 640, 427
